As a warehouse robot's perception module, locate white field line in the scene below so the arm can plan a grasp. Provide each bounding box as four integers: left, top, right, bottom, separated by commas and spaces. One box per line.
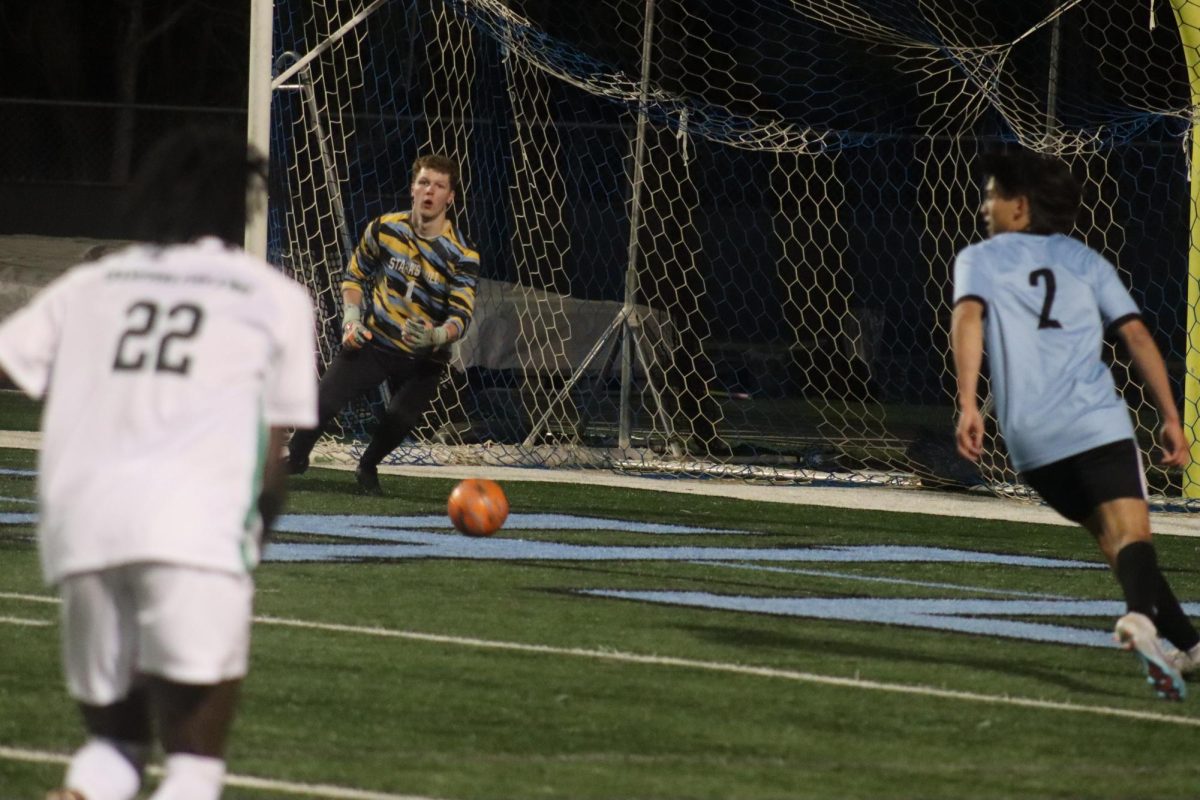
3, 592, 1198, 729
0, 745, 440, 800
256, 614, 1200, 728
0, 615, 51, 626
0, 591, 58, 603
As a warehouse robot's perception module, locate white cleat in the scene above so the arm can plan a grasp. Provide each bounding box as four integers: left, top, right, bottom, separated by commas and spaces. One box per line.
1114, 612, 1187, 702
1163, 642, 1200, 677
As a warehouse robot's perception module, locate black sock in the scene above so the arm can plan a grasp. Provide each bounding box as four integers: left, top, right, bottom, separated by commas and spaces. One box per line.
1154, 578, 1200, 652
1114, 540, 1200, 650
359, 412, 414, 469
287, 426, 320, 463
358, 446, 382, 471
1114, 540, 1161, 619
358, 433, 396, 470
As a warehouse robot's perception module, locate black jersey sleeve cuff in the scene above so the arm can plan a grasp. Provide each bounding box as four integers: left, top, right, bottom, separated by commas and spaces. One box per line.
1105, 312, 1142, 338
953, 295, 987, 315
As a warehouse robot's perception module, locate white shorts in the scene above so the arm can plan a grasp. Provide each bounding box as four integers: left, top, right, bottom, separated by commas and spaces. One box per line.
59, 563, 254, 705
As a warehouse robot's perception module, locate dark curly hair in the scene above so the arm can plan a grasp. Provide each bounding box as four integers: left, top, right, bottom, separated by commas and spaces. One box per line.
124, 127, 268, 246
979, 150, 1081, 235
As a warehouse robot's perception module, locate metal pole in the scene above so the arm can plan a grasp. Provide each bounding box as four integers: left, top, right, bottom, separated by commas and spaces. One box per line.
270, 0, 389, 90
293, 59, 358, 261
1045, 9, 1061, 141
245, 0, 273, 258
619, 0, 658, 449
521, 308, 629, 447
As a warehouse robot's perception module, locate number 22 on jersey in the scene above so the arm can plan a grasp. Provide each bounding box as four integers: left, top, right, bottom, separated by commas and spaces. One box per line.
113, 300, 205, 375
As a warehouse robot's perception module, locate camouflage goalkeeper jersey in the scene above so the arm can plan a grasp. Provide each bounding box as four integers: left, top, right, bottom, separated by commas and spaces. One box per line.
341, 211, 480, 358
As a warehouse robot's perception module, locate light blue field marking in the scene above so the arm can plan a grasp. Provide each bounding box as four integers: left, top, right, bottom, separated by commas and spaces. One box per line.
695, 561, 1080, 599
0, 496, 36, 505
0, 512, 1101, 571
581, 591, 1200, 649
0, 512, 737, 537
1, 509, 1136, 648
280, 513, 744, 536
264, 515, 1100, 567
267, 542, 1092, 567
0, 469, 36, 477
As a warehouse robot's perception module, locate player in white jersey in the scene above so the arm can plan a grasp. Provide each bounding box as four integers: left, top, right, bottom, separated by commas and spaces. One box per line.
0, 130, 318, 800
951, 150, 1198, 701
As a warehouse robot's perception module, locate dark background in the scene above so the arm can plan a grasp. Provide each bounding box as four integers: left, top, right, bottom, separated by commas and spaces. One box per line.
0, 1, 1191, 419
0, 1, 250, 236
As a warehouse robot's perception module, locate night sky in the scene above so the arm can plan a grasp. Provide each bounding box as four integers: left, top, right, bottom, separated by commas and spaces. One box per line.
0, 2, 249, 107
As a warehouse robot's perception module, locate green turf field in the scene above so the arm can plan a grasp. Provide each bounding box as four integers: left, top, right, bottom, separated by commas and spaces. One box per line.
2, 446, 1199, 799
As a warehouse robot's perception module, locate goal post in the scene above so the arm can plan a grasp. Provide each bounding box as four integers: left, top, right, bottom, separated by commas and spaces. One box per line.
245, 0, 274, 259
257, 1, 1200, 506
1170, 0, 1200, 498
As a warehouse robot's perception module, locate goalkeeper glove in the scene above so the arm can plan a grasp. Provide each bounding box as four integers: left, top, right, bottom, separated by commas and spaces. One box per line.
341, 304, 373, 350
403, 317, 452, 350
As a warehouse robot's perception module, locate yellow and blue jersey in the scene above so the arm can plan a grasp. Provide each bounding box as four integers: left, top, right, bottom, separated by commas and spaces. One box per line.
341, 211, 480, 357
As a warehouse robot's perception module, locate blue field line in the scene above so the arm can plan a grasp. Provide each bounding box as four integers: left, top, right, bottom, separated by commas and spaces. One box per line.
694, 560, 1077, 600
581, 591, 1158, 649
0, 495, 36, 505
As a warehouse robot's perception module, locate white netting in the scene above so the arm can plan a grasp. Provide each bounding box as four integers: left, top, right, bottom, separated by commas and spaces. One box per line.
268, 0, 1199, 501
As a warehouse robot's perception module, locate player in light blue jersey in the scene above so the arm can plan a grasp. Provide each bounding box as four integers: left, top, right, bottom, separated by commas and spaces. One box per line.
951, 150, 1197, 701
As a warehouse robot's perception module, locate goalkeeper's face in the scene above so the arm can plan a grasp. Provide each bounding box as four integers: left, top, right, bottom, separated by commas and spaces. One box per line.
411, 168, 456, 223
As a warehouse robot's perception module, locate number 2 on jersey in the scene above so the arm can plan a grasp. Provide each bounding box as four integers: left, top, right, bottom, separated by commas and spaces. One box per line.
1028, 268, 1063, 330
113, 300, 205, 374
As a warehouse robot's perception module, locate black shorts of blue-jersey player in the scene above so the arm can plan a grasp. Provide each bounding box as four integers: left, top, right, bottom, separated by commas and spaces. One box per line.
285, 340, 445, 494
1023, 438, 1199, 699
1021, 439, 1146, 523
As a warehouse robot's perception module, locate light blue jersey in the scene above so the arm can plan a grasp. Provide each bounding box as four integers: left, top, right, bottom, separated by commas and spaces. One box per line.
953, 233, 1140, 471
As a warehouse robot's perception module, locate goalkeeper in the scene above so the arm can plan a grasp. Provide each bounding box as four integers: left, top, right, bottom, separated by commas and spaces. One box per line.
286, 154, 479, 495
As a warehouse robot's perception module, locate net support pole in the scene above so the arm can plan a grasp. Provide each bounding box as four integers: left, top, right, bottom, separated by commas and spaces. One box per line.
1044, 8, 1061, 140
246, 0, 273, 259
618, 0, 658, 449
281, 54, 357, 261
1170, 0, 1200, 496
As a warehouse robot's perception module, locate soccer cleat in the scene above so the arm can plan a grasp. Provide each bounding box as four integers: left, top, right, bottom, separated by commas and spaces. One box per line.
1164, 643, 1200, 677
1114, 612, 1187, 701
284, 453, 309, 475
355, 463, 383, 496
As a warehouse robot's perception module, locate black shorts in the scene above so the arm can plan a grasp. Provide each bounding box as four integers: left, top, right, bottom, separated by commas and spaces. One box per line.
1020, 439, 1147, 523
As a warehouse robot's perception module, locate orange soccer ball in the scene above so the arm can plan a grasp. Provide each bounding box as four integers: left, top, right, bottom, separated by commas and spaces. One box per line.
447, 478, 509, 537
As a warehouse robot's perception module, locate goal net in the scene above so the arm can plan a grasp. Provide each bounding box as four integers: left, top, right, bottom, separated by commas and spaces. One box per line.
267, 0, 1199, 502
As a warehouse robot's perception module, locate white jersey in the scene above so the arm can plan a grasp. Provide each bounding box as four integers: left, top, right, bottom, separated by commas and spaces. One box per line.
0, 239, 318, 584
953, 232, 1139, 471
